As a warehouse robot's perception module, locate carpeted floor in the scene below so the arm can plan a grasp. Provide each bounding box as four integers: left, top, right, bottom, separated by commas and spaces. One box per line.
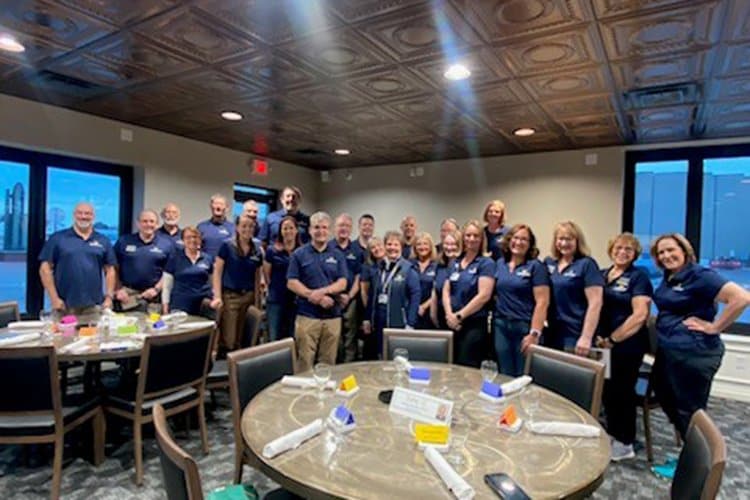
1, 392, 748, 499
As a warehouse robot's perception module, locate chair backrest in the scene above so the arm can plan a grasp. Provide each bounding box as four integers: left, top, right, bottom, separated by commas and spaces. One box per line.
153, 404, 204, 500
0, 301, 20, 328
671, 410, 726, 500
242, 306, 263, 347
0, 346, 61, 419
382, 329, 453, 363
138, 327, 214, 401
524, 345, 605, 417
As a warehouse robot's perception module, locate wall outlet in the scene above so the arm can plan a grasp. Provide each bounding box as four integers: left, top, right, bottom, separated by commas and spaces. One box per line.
585, 153, 598, 166
120, 128, 133, 142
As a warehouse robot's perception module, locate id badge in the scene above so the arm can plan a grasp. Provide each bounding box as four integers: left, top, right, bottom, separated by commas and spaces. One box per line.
449, 272, 460, 282
378, 293, 389, 305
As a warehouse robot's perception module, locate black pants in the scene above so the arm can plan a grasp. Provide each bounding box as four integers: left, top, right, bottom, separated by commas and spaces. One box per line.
603, 347, 644, 444
453, 318, 490, 368
652, 344, 724, 439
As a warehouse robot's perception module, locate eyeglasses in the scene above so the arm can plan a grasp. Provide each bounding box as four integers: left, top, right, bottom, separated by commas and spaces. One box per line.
614, 246, 636, 254
511, 236, 530, 243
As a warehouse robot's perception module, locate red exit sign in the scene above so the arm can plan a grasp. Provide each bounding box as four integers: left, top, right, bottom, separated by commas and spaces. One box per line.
252, 158, 268, 175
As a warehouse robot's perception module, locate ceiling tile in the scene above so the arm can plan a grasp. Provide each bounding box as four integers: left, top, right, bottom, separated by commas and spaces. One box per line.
541, 94, 615, 118
328, 0, 428, 23
408, 48, 511, 90
345, 66, 428, 102
521, 65, 610, 99
592, 0, 691, 18
611, 51, 708, 89
222, 50, 320, 91
58, 0, 179, 27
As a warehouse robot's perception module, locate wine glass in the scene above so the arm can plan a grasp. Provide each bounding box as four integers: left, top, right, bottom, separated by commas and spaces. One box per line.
523, 386, 542, 427
480, 360, 498, 383
393, 347, 409, 384
313, 363, 331, 402
39, 309, 54, 341
447, 419, 469, 466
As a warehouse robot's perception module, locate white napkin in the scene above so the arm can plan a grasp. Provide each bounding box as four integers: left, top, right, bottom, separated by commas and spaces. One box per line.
394, 355, 413, 371
501, 375, 532, 395
59, 338, 92, 354
528, 421, 601, 438
262, 419, 323, 459
99, 340, 139, 352
177, 320, 216, 330
0, 332, 41, 346
281, 376, 336, 390
7, 320, 44, 329
424, 447, 475, 500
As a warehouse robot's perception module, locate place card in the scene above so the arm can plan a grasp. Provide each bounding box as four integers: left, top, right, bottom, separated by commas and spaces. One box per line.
336, 374, 360, 397
498, 405, 523, 433
117, 324, 138, 335
415, 423, 449, 445
78, 326, 97, 337
327, 405, 356, 434
409, 367, 431, 385
389, 386, 453, 425
478, 381, 505, 403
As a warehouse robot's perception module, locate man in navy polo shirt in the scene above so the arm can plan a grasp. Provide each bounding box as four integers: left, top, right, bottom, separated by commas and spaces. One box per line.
113, 209, 174, 311
287, 211, 348, 373
330, 213, 363, 363
400, 215, 418, 259
39, 202, 117, 314
356, 214, 375, 255
197, 194, 235, 257
158, 202, 183, 248
260, 186, 310, 247
242, 199, 261, 238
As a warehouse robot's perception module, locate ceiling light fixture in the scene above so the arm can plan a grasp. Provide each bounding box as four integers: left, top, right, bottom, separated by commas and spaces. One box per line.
334, 149, 350, 155
443, 64, 471, 81
0, 34, 25, 53
513, 127, 536, 137
221, 111, 243, 121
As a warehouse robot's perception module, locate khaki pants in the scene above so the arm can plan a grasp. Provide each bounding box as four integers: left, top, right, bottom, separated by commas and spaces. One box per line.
295, 315, 341, 373
219, 290, 254, 352
338, 299, 359, 363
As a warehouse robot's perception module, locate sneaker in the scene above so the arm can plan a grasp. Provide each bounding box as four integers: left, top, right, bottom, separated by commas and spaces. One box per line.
610, 440, 636, 462
651, 461, 677, 480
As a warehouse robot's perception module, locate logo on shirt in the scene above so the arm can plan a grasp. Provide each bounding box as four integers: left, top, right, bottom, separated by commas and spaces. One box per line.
346, 253, 357, 260
218, 228, 229, 235
325, 256, 338, 264
149, 246, 164, 254
89, 240, 103, 248
197, 262, 209, 270
563, 270, 577, 278
125, 244, 137, 253
426, 270, 436, 277
547, 264, 556, 274
672, 283, 685, 292
517, 268, 531, 278
449, 272, 460, 282
394, 275, 405, 282
468, 266, 478, 275
613, 277, 630, 292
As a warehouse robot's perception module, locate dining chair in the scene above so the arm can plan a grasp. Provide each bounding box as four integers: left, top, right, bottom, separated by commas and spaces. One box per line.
671, 409, 726, 500
228, 338, 296, 484
382, 329, 453, 363
241, 306, 264, 347
105, 327, 214, 485
0, 300, 20, 328
524, 344, 605, 417
0, 346, 105, 499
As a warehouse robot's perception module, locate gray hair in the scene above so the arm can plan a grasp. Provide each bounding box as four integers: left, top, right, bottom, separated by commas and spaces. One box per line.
209, 193, 228, 205
139, 209, 159, 221
310, 211, 332, 227
336, 213, 353, 225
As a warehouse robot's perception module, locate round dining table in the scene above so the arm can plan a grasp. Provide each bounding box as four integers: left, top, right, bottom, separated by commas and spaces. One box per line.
241, 361, 610, 500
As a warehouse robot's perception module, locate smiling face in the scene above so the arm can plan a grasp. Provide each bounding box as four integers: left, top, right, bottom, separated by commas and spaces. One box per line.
486, 204, 504, 225
611, 237, 637, 268
509, 228, 530, 258
335, 216, 352, 241
280, 218, 298, 242
237, 216, 254, 242
656, 237, 686, 272
358, 217, 374, 239
73, 203, 94, 231
442, 235, 460, 259
415, 237, 431, 260
183, 229, 201, 252
161, 203, 180, 226
138, 210, 158, 239
370, 240, 385, 261
555, 229, 577, 258
385, 236, 403, 260
463, 224, 482, 254
281, 188, 300, 212
401, 217, 417, 241
311, 218, 330, 246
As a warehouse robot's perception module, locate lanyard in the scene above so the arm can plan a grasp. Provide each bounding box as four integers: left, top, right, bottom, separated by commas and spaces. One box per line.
380, 259, 401, 294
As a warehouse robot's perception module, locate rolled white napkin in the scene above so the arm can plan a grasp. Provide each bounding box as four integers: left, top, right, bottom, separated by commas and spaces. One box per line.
99, 340, 139, 352
500, 375, 532, 395
0, 332, 41, 346
394, 355, 413, 371
424, 447, 475, 500
528, 421, 601, 438
59, 338, 92, 354
262, 419, 323, 459
177, 320, 216, 330
281, 375, 336, 390
7, 320, 45, 329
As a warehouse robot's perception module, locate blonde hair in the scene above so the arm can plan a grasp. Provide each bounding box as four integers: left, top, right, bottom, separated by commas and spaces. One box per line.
439, 230, 462, 266
607, 232, 642, 261
551, 221, 590, 259
383, 230, 404, 247
650, 233, 697, 270
462, 220, 488, 256
483, 200, 506, 225
413, 232, 437, 261
181, 226, 201, 244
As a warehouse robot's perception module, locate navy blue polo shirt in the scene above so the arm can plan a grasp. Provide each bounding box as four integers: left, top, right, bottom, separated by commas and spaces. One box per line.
264, 245, 295, 305
197, 219, 235, 257
260, 209, 310, 245
114, 232, 173, 291
157, 226, 183, 248
39, 228, 117, 308
287, 243, 347, 319
599, 265, 653, 352
413, 260, 438, 304
165, 250, 214, 313
217, 240, 262, 293
485, 226, 509, 261
402, 243, 414, 260
448, 255, 495, 320
654, 263, 727, 351
328, 239, 363, 293
494, 258, 550, 322
545, 256, 605, 340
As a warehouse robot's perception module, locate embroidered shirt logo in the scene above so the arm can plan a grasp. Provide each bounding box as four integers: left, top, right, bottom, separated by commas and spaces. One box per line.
325, 256, 338, 264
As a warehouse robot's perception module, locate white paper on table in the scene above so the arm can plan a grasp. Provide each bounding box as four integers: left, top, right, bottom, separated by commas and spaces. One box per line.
0, 332, 41, 346
389, 387, 453, 425
424, 447, 475, 500
59, 338, 92, 354
7, 320, 45, 329
527, 421, 601, 438
99, 340, 140, 352
281, 375, 336, 390
500, 375, 532, 395
262, 419, 323, 459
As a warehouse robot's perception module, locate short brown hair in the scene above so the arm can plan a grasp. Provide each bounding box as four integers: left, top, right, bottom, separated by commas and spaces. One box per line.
181, 226, 201, 243
650, 233, 697, 269
383, 230, 404, 247
551, 221, 591, 259
483, 200, 506, 225
607, 232, 642, 261
501, 224, 539, 261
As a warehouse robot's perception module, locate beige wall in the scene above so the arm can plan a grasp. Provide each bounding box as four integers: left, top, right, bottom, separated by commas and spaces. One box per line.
0, 94, 319, 230
319, 148, 624, 264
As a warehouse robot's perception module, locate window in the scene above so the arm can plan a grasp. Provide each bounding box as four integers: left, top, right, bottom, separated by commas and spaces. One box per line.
625, 145, 750, 333
0, 145, 132, 317
232, 183, 277, 227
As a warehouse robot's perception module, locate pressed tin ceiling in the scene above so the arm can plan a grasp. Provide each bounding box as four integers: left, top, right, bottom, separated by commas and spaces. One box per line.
0, 0, 749, 169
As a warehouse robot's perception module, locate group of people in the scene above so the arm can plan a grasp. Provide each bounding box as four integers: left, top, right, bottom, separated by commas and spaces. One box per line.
38, 189, 750, 467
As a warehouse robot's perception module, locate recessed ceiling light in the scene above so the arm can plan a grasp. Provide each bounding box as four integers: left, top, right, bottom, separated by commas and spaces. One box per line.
221, 111, 243, 121
334, 149, 351, 155
443, 64, 471, 81
0, 34, 25, 53
513, 127, 536, 137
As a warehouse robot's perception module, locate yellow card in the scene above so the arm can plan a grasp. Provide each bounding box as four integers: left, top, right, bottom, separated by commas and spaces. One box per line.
499, 405, 518, 426
339, 375, 358, 392
148, 313, 161, 322
78, 326, 97, 337
415, 423, 449, 444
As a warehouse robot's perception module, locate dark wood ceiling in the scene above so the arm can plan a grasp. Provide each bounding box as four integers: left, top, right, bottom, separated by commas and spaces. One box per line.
0, 0, 748, 169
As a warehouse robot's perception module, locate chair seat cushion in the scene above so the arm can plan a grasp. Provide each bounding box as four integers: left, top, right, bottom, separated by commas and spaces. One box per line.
207, 359, 228, 384
107, 387, 198, 415
0, 395, 100, 436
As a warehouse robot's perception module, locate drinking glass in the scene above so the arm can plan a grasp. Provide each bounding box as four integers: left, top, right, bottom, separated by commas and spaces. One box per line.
39, 310, 54, 341
313, 363, 331, 401
447, 419, 469, 466
393, 347, 409, 384
523, 387, 542, 427
480, 360, 498, 383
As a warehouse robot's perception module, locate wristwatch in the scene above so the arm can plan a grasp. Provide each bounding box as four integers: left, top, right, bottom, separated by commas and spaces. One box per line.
530, 328, 542, 338
456, 312, 463, 321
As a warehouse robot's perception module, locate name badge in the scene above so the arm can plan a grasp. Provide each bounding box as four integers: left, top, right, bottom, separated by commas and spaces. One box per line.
125, 245, 137, 253
389, 386, 453, 424
449, 272, 460, 282
378, 293, 389, 305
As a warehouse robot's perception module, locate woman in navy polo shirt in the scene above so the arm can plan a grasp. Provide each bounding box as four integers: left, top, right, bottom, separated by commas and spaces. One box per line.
214, 215, 263, 355
544, 221, 604, 355
443, 221, 495, 367
412, 232, 438, 329
492, 224, 549, 376
595, 232, 652, 462
431, 230, 462, 329
263, 216, 302, 341
650, 233, 749, 442
362, 231, 420, 360
483, 199, 509, 261
360, 237, 385, 311
162, 226, 221, 318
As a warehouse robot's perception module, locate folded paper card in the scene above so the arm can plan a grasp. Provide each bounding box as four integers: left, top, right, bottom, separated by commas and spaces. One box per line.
327, 405, 356, 434
78, 326, 97, 337
527, 421, 601, 438
117, 324, 138, 335
478, 381, 504, 403
409, 367, 431, 384
336, 375, 360, 397
424, 447, 476, 500
415, 423, 449, 445
262, 419, 323, 458
498, 405, 523, 433
389, 386, 453, 424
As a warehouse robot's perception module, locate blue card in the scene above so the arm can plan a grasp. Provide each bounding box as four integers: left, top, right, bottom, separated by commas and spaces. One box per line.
481, 381, 503, 398
409, 367, 431, 381
334, 405, 355, 425
153, 320, 166, 329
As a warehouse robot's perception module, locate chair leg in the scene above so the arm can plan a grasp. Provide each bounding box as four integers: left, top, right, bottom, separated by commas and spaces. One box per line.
198, 401, 209, 454
92, 410, 106, 466
134, 420, 143, 486
643, 405, 653, 463
50, 436, 64, 500
233, 447, 244, 484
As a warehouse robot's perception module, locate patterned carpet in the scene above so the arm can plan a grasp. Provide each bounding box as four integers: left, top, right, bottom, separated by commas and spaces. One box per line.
1, 392, 748, 499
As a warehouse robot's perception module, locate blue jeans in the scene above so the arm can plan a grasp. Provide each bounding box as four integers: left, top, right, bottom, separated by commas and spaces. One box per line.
267, 302, 295, 342
493, 317, 530, 377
